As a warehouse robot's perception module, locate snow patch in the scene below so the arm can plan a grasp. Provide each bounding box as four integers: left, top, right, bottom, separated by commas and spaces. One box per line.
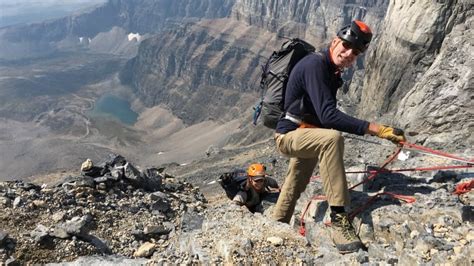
128, 32, 142, 42
398, 150, 411, 161
79, 37, 91, 44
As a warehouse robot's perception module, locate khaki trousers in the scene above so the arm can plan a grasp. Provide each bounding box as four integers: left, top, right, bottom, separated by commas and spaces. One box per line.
273, 128, 349, 223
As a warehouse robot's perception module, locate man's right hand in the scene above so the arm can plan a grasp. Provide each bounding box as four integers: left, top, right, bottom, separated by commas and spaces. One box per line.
377, 125, 406, 144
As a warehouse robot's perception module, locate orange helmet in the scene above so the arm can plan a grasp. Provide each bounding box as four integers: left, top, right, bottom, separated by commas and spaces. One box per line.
247, 163, 266, 177
337, 20, 373, 53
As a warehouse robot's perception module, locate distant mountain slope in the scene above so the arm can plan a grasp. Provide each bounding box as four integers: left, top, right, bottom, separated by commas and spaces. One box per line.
0, 0, 106, 27
0, 0, 471, 180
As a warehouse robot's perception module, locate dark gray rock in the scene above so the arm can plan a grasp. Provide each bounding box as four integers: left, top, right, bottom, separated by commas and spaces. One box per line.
104, 154, 127, 167
143, 224, 171, 236
461, 206, 473, 222
61, 176, 95, 189
150, 198, 170, 212
431, 171, 459, 183
124, 163, 145, 183
82, 166, 104, 178
5, 256, 19, 266
180, 211, 204, 232
149, 191, 168, 201
143, 168, 163, 191
162, 183, 184, 192
109, 169, 122, 180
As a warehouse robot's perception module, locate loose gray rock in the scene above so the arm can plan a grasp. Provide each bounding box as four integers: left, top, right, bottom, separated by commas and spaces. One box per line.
0, 229, 8, 246
30, 224, 49, 243
133, 242, 156, 258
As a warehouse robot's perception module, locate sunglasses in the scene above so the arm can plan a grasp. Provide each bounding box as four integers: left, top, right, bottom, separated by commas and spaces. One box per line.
341, 41, 362, 56
252, 178, 265, 183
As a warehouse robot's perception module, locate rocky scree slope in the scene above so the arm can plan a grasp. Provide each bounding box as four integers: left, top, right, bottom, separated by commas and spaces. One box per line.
169, 133, 474, 265
0, 154, 320, 264
3, 138, 472, 264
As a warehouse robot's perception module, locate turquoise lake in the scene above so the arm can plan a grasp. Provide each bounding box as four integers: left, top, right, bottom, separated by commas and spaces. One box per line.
91, 95, 138, 125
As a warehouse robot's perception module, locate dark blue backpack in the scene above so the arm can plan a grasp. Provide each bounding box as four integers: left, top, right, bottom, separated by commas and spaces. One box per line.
218, 169, 248, 199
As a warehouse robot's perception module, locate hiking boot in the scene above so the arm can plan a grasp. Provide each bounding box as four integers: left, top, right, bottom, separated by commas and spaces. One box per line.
329, 212, 364, 254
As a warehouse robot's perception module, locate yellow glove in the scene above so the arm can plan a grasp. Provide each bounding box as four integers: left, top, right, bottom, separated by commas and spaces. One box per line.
377, 125, 406, 144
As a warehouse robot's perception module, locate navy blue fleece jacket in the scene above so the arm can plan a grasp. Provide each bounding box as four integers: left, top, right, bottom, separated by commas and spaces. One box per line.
275, 49, 369, 135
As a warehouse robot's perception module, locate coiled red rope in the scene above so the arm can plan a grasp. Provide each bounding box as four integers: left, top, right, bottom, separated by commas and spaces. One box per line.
454, 180, 474, 195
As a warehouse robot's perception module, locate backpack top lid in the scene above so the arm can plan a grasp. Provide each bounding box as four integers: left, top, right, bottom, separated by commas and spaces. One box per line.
218, 168, 249, 200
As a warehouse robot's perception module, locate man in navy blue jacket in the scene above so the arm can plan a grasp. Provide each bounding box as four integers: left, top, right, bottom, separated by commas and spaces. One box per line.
272, 20, 406, 254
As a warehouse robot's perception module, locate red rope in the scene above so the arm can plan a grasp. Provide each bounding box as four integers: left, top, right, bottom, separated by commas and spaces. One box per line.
400, 141, 474, 164
300, 148, 404, 235
311, 165, 472, 180
299, 194, 326, 236
298, 142, 473, 236
348, 147, 402, 190
346, 164, 473, 174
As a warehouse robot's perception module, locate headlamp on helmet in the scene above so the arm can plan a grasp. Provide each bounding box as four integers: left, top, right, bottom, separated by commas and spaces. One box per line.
337, 20, 372, 53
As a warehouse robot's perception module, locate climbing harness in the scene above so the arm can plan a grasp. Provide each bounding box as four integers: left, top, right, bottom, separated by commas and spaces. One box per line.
298, 140, 473, 236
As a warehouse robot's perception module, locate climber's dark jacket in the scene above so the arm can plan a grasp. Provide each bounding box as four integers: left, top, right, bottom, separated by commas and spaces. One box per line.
275, 49, 369, 135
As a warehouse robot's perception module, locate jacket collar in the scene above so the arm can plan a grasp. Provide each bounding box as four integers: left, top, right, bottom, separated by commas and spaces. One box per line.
323, 48, 342, 76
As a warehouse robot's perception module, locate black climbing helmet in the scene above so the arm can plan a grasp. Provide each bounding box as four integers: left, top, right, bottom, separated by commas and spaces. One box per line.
337, 20, 373, 53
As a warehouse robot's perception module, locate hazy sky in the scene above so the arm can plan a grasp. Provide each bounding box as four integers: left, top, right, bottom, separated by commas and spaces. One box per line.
0, 0, 107, 26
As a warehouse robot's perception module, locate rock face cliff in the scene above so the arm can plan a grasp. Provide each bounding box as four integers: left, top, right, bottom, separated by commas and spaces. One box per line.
122, 0, 389, 125
359, 0, 473, 149
231, 0, 389, 44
